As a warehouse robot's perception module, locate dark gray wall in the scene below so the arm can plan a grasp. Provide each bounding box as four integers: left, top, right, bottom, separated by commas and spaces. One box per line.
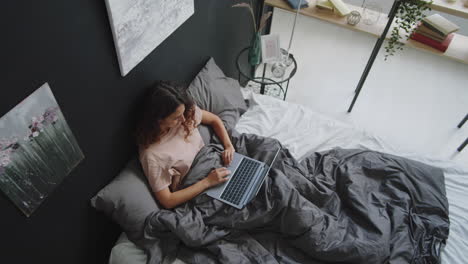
0, 0, 256, 263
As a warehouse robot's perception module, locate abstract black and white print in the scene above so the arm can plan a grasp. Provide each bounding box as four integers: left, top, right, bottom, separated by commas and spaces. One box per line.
105, 0, 194, 76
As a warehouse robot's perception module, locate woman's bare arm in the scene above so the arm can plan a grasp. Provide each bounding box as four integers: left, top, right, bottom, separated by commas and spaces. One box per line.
154, 168, 230, 209
200, 110, 235, 165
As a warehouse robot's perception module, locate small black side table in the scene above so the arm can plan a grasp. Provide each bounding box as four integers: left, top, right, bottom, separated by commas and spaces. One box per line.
236, 47, 297, 101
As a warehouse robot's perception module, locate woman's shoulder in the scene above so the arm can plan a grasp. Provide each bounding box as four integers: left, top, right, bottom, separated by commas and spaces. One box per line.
139, 145, 172, 164
193, 104, 203, 126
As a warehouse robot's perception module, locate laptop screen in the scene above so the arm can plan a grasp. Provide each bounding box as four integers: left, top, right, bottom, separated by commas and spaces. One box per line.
265, 147, 281, 168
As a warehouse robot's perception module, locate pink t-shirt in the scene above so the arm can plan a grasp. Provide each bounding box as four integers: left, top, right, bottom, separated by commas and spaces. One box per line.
139, 105, 205, 193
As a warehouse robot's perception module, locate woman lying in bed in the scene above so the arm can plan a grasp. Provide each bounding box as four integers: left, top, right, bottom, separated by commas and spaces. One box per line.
136, 81, 234, 209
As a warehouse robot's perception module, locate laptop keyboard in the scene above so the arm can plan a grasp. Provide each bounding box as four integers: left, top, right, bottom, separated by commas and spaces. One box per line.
220, 158, 261, 205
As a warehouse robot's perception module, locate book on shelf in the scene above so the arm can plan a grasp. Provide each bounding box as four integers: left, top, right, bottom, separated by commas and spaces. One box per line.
316, 0, 334, 11
420, 21, 449, 37
329, 0, 350, 16
410, 32, 455, 52
422, 14, 460, 36
415, 23, 446, 42
415, 31, 446, 42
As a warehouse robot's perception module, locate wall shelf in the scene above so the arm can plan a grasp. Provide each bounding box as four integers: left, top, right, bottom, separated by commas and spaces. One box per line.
265, 0, 468, 65
431, 0, 468, 19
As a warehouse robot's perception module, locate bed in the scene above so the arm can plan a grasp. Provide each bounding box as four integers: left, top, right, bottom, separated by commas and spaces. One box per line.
94, 59, 468, 264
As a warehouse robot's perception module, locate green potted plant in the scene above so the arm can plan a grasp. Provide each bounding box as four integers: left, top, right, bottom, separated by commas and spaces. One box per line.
384, 0, 433, 60
232, 1, 272, 66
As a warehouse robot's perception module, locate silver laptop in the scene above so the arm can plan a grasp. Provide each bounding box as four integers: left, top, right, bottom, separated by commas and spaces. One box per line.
205, 148, 280, 209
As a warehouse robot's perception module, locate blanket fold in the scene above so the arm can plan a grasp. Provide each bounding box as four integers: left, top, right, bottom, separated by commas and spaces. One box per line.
136, 133, 449, 264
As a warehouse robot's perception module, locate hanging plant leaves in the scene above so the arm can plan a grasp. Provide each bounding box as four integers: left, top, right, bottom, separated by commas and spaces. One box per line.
384, 0, 432, 60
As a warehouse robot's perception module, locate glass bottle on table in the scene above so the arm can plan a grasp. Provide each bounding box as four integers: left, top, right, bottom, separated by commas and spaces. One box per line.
362, 2, 382, 25
271, 49, 292, 79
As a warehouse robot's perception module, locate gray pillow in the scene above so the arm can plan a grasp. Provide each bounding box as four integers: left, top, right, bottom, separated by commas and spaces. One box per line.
188, 57, 247, 134
225, 77, 248, 115
90, 158, 159, 241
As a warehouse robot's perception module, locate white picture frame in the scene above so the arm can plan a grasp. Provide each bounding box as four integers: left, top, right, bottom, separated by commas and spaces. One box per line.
261, 34, 281, 64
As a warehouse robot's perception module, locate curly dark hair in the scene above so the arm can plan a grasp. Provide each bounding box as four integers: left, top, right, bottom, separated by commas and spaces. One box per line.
136, 81, 196, 149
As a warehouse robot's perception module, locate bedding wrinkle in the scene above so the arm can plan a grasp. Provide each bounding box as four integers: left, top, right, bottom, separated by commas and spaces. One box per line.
118, 91, 452, 263
108, 91, 465, 263
233, 91, 465, 263
136, 133, 449, 264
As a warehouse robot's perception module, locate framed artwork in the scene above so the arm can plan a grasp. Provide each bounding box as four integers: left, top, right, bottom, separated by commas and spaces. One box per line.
0, 83, 84, 217
105, 0, 195, 76
261, 34, 282, 64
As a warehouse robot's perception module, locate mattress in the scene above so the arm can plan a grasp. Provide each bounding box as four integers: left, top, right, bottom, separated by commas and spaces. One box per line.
109, 90, 468, 264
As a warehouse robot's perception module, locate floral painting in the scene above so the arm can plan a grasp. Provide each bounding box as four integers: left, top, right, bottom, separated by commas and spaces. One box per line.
0, 83, 84, 217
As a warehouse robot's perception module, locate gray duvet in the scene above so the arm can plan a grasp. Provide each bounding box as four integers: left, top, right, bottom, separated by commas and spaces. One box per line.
135, 133, 449, 264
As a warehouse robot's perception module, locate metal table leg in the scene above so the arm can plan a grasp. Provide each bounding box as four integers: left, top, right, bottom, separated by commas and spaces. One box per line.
457, 113, 467, 128
348, 0, 401, 112
457, 138, 468, 152
455, 113, 467, 152
283, 79, 291, 101
260, 63, 267, 94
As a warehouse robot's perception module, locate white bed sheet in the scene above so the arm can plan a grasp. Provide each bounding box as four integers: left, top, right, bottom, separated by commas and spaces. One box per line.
110, 90, 468, 264
236, 90, 468, 264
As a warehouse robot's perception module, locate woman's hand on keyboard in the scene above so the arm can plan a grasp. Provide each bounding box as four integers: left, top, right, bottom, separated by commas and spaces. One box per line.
223, 145, 235, 165
204, 167, 231, 188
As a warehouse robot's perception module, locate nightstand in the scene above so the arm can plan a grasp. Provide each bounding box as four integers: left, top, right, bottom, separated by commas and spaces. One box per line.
236, 47, 297, 101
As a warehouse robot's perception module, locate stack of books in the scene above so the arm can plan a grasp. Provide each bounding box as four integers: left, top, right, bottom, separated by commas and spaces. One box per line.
411, 14, 460, 52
